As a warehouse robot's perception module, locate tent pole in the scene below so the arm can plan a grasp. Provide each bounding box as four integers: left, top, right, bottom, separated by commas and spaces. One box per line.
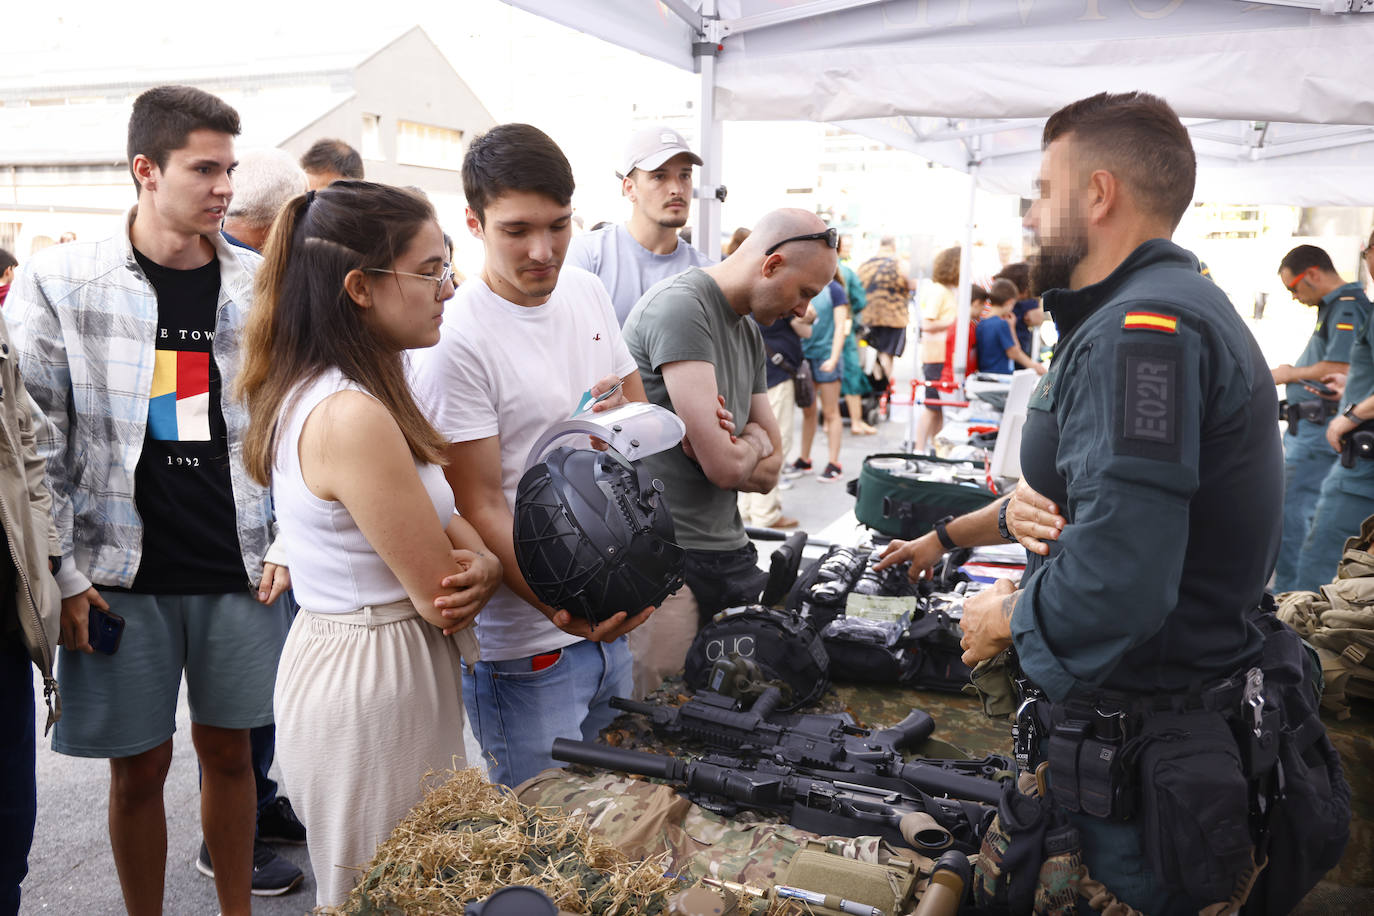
695, 0, 723, 259
951, 142, 980, 390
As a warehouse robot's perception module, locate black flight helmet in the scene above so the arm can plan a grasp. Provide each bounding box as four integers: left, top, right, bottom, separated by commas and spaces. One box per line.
514, 443, 683, 626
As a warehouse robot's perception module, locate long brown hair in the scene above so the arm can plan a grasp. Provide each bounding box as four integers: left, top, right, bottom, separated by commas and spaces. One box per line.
238, 180, 448, 485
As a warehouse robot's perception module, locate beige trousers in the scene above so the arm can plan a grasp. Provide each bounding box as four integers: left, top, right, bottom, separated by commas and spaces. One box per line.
628, 585, 701, 699
739, 379, 797, 526
273, 600, 467, 907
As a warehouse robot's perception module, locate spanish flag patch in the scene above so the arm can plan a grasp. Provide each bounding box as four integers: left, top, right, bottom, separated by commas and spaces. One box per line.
1336, 323, 1356, 332
1122, 311, 1178, 334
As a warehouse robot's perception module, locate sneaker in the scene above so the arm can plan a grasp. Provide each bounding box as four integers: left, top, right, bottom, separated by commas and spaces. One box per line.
257, 797, 307, 846
777, 476, 795, 491
817, 462, 843, 482
197, 839, 305, 897
782, 458, 812, 478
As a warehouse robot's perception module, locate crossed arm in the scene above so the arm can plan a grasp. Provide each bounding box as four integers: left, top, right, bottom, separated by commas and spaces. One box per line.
662, 360, 782, 495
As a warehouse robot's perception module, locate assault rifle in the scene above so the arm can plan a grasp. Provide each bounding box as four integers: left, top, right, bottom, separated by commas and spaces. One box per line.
551, 738, 993, 854
609, 686, 1010, 805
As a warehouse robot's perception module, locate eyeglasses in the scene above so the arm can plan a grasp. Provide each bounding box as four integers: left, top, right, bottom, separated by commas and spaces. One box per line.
1284, 269, 1308, 298
364, 265, 454, 301
764, 227, 839, 257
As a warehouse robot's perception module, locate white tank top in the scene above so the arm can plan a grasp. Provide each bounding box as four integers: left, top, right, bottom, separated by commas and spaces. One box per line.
272, 369, 455, 613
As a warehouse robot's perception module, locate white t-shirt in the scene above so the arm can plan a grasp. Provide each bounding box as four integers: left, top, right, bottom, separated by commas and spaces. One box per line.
565, 223, 714, 326
273, 369, 455, 613
410, 266, 637, 662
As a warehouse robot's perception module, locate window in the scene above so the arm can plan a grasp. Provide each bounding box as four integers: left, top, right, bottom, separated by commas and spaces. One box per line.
396, 120, 463, 170
361, 114, 384, 161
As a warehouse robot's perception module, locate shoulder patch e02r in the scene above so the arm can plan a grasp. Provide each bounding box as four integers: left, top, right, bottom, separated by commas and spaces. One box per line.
1115, 341, 1181, 462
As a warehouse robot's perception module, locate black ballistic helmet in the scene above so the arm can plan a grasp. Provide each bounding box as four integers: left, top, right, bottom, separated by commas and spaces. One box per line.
514, 444, 684, 626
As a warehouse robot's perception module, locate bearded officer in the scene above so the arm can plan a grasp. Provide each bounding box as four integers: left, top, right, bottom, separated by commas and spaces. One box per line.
956, 91, 1282, 912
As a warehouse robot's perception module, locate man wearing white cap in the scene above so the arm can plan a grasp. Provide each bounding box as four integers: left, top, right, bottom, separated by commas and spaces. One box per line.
567, 125, 714, 325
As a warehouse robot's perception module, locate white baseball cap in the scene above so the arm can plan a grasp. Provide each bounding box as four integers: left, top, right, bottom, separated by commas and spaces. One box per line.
618, 126, 703, 178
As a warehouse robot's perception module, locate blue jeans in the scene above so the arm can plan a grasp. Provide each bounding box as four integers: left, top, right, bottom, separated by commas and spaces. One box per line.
463, 639, 632, 787
1273, 425, 1337, 593
1294, 464, 1374, 592
0, 637, 35, 916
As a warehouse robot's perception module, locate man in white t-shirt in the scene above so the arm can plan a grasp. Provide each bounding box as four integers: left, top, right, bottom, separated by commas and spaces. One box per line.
566, 125, 713, 325
410, 124, 653, 788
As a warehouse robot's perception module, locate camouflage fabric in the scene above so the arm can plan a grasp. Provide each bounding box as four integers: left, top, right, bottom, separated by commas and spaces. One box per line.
971, 805, 1012, 906
1035, 842, 1083, 915
515, 768, 932, 901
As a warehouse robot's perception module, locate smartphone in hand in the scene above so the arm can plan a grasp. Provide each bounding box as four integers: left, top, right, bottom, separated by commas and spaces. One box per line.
1302, 380, 1336, 398
88, 606, 125, 655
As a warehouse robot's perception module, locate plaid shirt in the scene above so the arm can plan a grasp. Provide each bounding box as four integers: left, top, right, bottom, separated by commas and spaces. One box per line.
7, 208, 275, 597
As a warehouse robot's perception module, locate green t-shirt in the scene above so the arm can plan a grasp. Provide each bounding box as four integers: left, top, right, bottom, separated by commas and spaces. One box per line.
623, 268, 766, 551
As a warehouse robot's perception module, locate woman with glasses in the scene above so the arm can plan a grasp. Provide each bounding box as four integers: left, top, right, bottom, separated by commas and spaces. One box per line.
237, 180, 502, 906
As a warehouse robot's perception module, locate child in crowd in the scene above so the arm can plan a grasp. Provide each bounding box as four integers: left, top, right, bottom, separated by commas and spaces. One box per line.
938, 285, 986, 390
977, 279, 1047, 376
238, 181, 502, 907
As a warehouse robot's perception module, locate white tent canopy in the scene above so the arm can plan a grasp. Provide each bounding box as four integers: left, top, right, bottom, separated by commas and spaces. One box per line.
505, 0, 1373, 382
507, 0, 1374, 207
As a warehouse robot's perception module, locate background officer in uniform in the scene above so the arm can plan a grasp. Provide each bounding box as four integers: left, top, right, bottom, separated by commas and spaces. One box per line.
955, 91, 1282, 912
1296, 268, 1374, 590
1269, 245, 1367, 593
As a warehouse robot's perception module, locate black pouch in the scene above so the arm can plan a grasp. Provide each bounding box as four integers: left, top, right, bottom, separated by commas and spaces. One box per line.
1134, 709, 1253, 903
681, 544, 769, 625
1244, 609, 1352, 914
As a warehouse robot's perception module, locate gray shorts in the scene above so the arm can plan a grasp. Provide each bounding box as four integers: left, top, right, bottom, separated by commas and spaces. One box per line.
51, 590, 294, 758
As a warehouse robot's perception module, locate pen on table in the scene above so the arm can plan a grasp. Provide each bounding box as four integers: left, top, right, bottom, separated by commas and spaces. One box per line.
773, 884, 883, 916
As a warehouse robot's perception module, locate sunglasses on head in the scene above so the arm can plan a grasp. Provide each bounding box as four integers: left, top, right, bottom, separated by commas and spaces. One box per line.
765, 227, 839, 257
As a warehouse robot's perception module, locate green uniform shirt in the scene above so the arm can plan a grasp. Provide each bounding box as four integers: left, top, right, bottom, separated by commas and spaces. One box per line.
1013, 239, 1280, 702
622, 268, 766, 551
1287, 282, 1368, 409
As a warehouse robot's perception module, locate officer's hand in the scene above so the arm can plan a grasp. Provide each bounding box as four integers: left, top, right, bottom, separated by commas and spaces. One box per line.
959, 578, 1017, 666
552, 605, 655, 642
873, 534, 943, 582
1270, 364, 1295, 386
1005, 481, 1065, 556
59, 587, 106, 654
1328, 413, 1356, 453
1320, 372, 1347, 400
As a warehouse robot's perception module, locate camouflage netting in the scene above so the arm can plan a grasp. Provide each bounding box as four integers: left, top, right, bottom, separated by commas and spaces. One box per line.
315, 767, 802, 916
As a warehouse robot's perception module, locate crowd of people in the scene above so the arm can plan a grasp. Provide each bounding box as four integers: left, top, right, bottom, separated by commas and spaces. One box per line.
0, 80, 1364, 916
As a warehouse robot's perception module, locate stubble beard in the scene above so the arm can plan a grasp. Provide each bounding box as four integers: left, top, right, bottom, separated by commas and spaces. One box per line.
1029, 233, 1087, 297
656, 209, 688, 230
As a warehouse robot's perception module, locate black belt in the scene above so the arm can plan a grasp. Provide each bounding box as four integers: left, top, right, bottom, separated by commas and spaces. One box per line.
1279, 399, 1338, 425
1017, 671, 1258, 821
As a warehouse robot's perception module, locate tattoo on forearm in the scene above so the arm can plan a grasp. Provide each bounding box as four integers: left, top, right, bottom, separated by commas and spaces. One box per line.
1001, 591, 1019, 625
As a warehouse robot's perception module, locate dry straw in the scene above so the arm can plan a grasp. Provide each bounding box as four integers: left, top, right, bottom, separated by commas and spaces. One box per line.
316, 767, 799, 915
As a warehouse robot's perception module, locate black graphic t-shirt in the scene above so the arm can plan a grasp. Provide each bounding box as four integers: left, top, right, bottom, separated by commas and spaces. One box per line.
130, 247, 244, 593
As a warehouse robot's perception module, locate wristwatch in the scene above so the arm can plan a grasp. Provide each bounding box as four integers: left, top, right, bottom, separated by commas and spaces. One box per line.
933, 515, 958, 551
1345, 403, 1364, 423
997, 498, 1016, 542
